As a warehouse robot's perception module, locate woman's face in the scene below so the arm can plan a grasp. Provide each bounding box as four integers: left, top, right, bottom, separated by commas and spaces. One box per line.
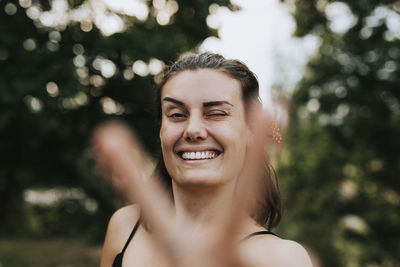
160, 69, 251, 188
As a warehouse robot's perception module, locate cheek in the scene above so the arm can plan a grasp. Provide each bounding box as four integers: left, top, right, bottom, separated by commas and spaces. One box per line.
160, 123, 182, 151
217, 121, 249, 147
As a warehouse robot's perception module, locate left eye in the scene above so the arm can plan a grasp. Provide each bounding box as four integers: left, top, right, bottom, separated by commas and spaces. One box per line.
207, 112, 227, 117
170, 113, 185, 118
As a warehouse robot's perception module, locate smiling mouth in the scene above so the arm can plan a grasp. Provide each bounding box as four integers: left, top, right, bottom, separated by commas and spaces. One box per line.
178, 151, 220, 160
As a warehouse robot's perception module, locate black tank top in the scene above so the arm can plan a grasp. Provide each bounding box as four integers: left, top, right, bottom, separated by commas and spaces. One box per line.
111, 219, 278, 267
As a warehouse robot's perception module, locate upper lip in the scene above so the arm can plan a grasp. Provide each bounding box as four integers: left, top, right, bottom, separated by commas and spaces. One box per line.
175, 146, 223, 155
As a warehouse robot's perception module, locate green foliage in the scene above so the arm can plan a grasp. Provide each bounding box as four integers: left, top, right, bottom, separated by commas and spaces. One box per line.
0, 0, 234, 242
279, 0, 400, 266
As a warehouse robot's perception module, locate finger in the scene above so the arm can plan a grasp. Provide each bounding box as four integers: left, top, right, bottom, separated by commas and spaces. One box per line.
91, 120, 174, 235
230, 97, 274, 233
206, 98, 273, 267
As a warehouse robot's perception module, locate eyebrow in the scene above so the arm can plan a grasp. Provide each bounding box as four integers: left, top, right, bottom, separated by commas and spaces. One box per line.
162, 97, 233, 108
203, 101, 233, 107
163, 97, 185, 107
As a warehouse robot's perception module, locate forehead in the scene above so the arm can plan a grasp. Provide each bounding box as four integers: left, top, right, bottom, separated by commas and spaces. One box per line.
161, 69, 243, 104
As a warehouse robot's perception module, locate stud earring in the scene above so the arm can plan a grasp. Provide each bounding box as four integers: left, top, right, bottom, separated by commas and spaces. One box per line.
272, 125, 283, 148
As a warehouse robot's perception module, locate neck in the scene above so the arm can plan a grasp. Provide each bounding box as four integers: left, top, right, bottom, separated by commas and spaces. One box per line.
171, 180, 237, 232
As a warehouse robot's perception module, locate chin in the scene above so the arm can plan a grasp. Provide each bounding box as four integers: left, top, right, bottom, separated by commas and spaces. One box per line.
173, 169, 232, 189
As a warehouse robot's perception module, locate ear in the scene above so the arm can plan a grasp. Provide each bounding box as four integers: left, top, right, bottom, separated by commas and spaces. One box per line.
245, 107, 277, 150
159, 126, 165, 148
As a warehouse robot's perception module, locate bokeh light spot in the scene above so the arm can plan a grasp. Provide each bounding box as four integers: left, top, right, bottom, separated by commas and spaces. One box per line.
80, 20, 93, 32
123, 68, 135, 80
325, 2, 358, 34
100, 97, 124, 115
26, 5, 40, 20
73, 55, 86, 67
46, 81, 59, 97
49, 31, 62, 42
72, 43, 84, 55
5, 3, 18, 15
341, 215, 368, 234
23, 38, 37, 51
24, 95, 43, 113
90, 75, 105, 87
148, 58, 164, 75
156, 11, 170, 25
306, 98, 320, 112
93, 57, 117, 78
132, 60, 149, 77
105, 0, 149, 21
19, 0, 32, 9
46, 41, 60, 52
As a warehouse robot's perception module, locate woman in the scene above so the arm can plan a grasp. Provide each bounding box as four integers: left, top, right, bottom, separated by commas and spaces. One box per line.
94, 53, 313, 267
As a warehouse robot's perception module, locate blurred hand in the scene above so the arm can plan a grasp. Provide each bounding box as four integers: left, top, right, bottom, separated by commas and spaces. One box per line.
91, 102, 272, 267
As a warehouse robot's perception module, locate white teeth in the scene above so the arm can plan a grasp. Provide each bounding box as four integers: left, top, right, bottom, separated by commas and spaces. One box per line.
181, 151, 218, 160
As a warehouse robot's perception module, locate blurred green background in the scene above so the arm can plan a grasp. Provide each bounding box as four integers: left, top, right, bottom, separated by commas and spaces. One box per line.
0, 0, 399, 266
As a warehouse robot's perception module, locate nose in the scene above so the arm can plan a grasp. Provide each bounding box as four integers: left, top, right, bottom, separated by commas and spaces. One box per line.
183, 113, 207, 142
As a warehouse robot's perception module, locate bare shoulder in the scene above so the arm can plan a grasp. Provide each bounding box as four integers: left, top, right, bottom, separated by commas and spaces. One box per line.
108, 204, 141, 234
100, 204, 140, 267
272, 239, 313, 266
241, 234, 313, 267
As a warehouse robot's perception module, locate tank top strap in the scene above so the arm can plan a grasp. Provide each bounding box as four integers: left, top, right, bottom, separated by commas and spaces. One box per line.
112, 218, 141, 267
121, 218, 141, 254
242, 230, 279, 241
